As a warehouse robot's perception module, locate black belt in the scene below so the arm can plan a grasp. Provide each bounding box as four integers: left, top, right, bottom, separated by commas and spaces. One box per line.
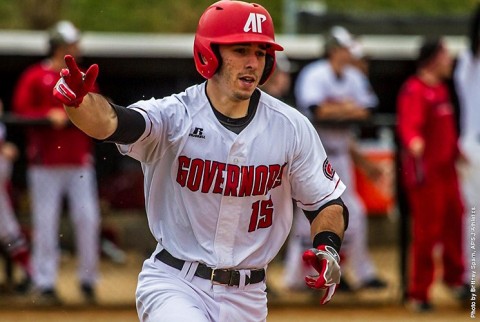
155, 249, 265, 287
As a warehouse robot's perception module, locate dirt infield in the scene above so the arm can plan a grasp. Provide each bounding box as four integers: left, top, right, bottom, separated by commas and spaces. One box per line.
0, 247, 473, 321
0, 304, 471, 322
268, 305, 471, 322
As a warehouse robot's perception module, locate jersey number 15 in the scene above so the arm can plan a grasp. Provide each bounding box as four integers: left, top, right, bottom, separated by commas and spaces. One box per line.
248, 197, 274, 232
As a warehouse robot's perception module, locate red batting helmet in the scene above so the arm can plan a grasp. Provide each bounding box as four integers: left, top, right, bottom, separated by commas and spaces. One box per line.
194, 0, 284, 85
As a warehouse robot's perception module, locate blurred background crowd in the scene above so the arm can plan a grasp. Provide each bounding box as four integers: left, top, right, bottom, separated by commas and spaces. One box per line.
0, 0, 479, 318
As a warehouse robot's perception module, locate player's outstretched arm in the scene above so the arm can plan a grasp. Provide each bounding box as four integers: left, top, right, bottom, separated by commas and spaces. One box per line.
53, 55, 117, 140
65, 92, 117, 140
309, 204, 345, 240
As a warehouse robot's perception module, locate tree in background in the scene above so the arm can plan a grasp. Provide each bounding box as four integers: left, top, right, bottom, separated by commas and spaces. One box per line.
18, 0, 63, 29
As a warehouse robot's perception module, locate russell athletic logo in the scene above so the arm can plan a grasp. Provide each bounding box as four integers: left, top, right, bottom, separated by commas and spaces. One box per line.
244, 13, 267, 33
189, 127, 205, 139
323, 158, 335, 181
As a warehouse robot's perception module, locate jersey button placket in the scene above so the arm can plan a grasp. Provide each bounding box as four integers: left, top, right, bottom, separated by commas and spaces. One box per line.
213, 146, 245, 266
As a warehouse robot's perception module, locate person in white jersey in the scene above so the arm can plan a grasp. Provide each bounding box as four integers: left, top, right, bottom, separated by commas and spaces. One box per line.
294, 26, 386, 291
53, 1, 349, 321
454, 3, 480, 297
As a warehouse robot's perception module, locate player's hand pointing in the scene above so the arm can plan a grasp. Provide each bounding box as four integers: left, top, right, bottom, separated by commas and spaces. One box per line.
302, 245, 341, 304
53, 55, 98, 107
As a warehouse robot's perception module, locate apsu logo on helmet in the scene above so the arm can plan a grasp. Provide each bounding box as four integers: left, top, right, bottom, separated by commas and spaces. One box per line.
323, 158, 336, 181
244, 13, 267, 33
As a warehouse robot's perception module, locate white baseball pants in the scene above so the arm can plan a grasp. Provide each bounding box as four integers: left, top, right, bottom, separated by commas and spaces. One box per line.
136, 248, 268, 322
28, 165, 100, 289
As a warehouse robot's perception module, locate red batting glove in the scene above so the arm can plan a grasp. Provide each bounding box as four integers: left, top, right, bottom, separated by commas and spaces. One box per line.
302, 245, 341, 304
53, 55, 99, 107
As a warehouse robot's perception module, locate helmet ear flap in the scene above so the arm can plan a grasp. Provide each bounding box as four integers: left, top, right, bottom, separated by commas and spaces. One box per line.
193, 40, 220, 79
259, 53, 275, 85
210, 44, 223, 73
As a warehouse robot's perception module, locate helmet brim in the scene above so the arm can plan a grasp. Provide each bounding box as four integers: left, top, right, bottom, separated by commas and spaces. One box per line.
206, 34, 284, 52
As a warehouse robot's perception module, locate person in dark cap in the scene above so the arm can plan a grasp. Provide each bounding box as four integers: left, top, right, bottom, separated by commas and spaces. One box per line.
397, 37, 466, 312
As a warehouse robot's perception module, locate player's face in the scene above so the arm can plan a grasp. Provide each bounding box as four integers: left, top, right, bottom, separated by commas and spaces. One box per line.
330, 46, 352, 68
214, 43, 267, 101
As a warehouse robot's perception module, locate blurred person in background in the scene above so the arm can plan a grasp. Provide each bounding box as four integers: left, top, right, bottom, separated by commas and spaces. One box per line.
0, 99, 32, 292
397, 37, 466, 312
454, 3, 480, 294
260, 52, 293, 104
349, 39, 369, 76
348, 39, 385, 189
12, 21, 100, 304
294, 25, 386, 292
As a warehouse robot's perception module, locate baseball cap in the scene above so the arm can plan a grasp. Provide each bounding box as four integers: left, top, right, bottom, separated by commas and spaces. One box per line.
324, 26, 354, 53
49, 20, 80, 45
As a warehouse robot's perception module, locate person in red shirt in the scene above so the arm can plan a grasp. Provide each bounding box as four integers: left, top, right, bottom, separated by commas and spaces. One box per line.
397, 38, 466, 312
12, 21, 100, 304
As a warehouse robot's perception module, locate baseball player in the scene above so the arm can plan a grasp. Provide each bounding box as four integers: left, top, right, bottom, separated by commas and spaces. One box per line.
12, 21, 100, 304
397, 38, 465, 311
294, 26, 386, 291
53, 1, 349, 321
0, 115, 32, 290
454, 3, 480, 294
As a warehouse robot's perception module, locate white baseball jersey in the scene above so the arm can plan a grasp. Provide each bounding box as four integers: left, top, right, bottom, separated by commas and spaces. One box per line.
294, 60, 377, 154
117, 82, 345, 270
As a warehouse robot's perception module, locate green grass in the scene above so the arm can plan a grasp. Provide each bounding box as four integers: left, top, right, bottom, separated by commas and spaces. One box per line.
0, 0, 477, 33
324, 0, 477, 15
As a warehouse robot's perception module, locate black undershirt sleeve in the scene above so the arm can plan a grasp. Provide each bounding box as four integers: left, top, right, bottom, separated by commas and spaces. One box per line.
103, 103, 146, 145
302, 197, 349, 231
